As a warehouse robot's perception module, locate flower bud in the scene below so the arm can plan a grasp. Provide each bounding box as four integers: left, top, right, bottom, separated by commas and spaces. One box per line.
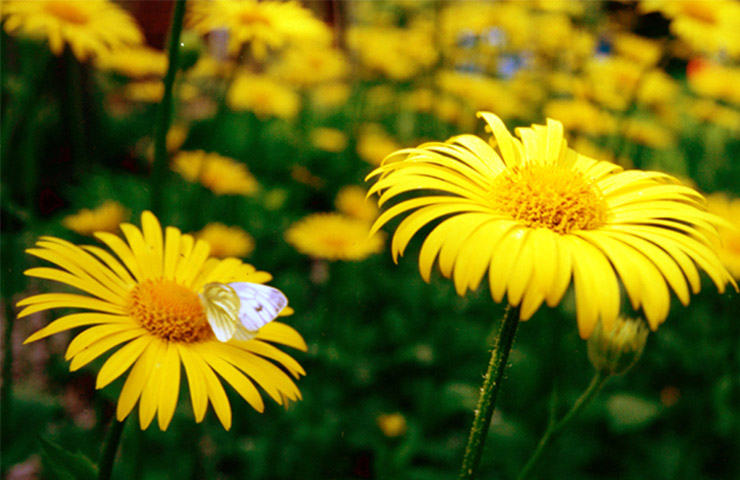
587, 317, 648, 376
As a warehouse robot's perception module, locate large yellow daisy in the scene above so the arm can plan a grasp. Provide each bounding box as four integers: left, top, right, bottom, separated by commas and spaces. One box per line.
19, 211, 306, 430
186, 0, 331, 60
367, 112, 735, 338
1, 0, 143, 61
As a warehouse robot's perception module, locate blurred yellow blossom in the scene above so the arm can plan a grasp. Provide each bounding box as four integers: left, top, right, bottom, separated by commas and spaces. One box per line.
172, 150, 259, 196
377, 413, 407, 438
61, 201, 129, 236
335, 186, 379, 223
357, 124, 402, 167
309, 83, 351, 112
544, 99, 616, 136
612, 33, 663, 67
688, 62, 740, 107
347, 22, 438, 81
585, 57, 645, 111
193, 223, 255, 258
95, 46, 167, 78
640, 0, 740, 58
705, 193, 740, 279
1, 0, 142, 60
269, 46, 349, 88
227, 72, 301, 120
123, 81, 164, 103
623, 118, 677, 150
285, 213, 385, 262
310, 128, 348, 153
689, 99, 740, 132
187, 0, 331, 60
636, 70, 680, 108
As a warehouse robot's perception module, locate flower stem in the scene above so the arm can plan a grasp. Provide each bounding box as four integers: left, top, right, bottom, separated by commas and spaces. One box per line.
516, 372, 609, 480
151, 0, 187, 216
458, 305, 520, 480
98, 417, 127, 480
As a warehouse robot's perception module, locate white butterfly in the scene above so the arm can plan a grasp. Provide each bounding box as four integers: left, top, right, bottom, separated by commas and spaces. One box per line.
200, 282, 288, 342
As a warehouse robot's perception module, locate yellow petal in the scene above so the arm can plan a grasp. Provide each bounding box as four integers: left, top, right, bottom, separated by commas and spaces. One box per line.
177, 344, 208, 422
255, 322, 307, 351
69, 328, 146, 371
24, 313, 130, 344
156, 343, 181, 431
96, 336, 155, 389
117, 338, 164, 422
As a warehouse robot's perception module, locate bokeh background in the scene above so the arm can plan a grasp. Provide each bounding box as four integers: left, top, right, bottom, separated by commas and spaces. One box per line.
2, 1, 739, 479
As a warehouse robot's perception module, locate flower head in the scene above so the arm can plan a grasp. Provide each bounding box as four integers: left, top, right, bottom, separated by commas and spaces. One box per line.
335, 186, 380, 223
368, 112, 736, 338
187, 0, 331, 60
1, 0, 143, 60
62, 201, 129, 236
172, 150, 259, 196
20, 211, 306, 430
285, 213, 385, 262
587, 317, 649, 376
193, 223, 255, 259
227, 72, 301, 120
705, 193, 740, 279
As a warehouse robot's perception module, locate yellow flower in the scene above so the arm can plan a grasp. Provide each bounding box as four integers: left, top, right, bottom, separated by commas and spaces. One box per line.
622, 118, 676, 150
20, 211, 306, 430
368, 112, 735, 338
310, 83, 351, 111
227, 72, 300, 120
584, 57, 645, 111
285, 213, 385, 262
640, 0, 740, 57
705, 193, 740, 279
587, 317, 648, 376
335, 185, 379, 223
377, 413, 407, 438
1, 0, 142, 60
123, 80, 164, 103
269, 46, 348, 88
193, 223, 255, 259
347, 23, 437, 81
62, 201, 129, 236
544, 99, 616, 136
310, 128, 348, 153
689, 99, 740, 132
612, 33, 663, 67
95, 45, 167, 78
688, 62, 740, 107
172, 150, 259, 196
356, 124, 403, 167
187, 0, 331, 60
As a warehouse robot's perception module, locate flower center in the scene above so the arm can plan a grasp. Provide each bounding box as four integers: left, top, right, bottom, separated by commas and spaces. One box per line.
44, 0, 90, 24
489, 164, 608, 234
128, 279, 212, 343
679, 1, 718, 24
239, 8, 271, 26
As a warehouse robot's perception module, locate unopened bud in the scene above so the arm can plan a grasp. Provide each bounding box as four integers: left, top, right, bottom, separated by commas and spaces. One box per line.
587, 317, 648, 376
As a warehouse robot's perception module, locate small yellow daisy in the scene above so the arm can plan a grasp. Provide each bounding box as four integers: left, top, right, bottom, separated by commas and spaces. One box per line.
194, 223, 255, 259
335, 185, 379, 224
172, 150, 259, 197
285, 213, 385, 262
62, 201, 129, 236
20, 211, 306, 430
705, 193, 740, 279
187, 0, 331, 60
1, 0, 143, 60
368, 112, 735, 338
227, 72, 301, 120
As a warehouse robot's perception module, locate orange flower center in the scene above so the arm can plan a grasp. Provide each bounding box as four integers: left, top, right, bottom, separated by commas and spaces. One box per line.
44, 0, 90, 24
679, 1, 718, 24
128, 279, 212, 342
489, 164, 608, 234
239, 8, 271, 26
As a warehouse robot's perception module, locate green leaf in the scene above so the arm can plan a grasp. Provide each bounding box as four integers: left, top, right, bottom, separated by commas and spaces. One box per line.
39, 436, 97, 480
605, 393, 662, 433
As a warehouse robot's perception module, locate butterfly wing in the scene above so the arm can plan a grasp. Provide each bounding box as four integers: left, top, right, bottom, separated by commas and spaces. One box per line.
229, 282, 288, 332
200, 283, 241, 342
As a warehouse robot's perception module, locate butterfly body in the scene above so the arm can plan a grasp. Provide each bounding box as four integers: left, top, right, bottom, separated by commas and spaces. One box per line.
200, 282, 288, 342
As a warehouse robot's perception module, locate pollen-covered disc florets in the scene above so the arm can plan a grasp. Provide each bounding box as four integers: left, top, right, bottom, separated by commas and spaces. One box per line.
489, 164, 608, 234
128, 279, 212, 342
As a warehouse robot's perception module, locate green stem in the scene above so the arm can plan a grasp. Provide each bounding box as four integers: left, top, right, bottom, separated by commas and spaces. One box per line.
458, 305, 520, 480
151, 0, 187, 216
98, 417, 128, 480
516, 372, 609, 480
